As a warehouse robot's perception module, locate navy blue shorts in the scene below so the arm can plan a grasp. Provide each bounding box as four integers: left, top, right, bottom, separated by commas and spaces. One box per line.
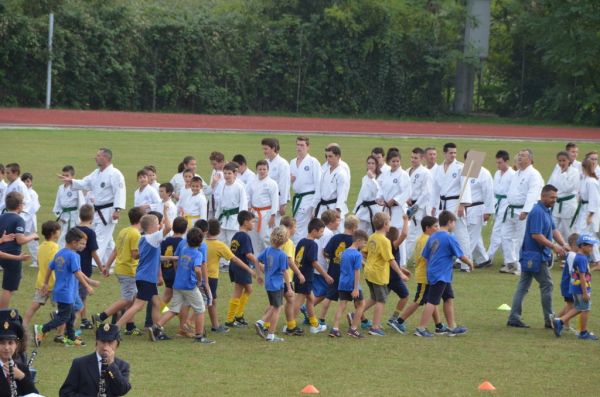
326, 276, 340, 301
284, 282, 294, 294
413, 283, 429, 306
163, 276, 174, 289
230, 263, 253, 285
294, 280, 313, 295
0, 260, 22, 292
208, 277, 219, 299
312, 274, 328, 297
338, 290, 363, 302
563, 295, 574, 303
135, 280, 158, 301
426, 281, 454, 305
388, 277, 409, 299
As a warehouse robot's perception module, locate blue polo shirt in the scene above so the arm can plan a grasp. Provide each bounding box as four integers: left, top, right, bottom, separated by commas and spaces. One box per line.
521, 201, 555, 262
49, 248, 81, 304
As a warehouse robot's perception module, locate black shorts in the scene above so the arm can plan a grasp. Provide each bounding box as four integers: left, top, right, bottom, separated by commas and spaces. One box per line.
230, 264, 253, 285
0, 260, 22, 292
135, 280, 159, 301
325, 277, 340, 301
563, 296, 574, 303
163, 276, 175, 289
294, 280, 313, 295
267, 289, 284, 308
413, 283, 429, 306
388, 278, 409, 299
426, 281, 454, 305
284, 282, 294, 294
338, 290, 364, 302
208, 277, 219, 300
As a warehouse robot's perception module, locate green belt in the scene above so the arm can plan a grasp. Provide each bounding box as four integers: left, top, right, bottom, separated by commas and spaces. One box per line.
570, 200, 589, 228
218, 207, 239, 222
292, 191, 315, 217
494, 194, 507, 215
556, 194, 576, 214
503, 204, 524, 222
56, 206, 79, 230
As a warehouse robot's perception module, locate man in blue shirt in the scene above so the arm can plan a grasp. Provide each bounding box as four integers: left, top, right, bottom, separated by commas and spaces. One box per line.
507, 185, 569, 329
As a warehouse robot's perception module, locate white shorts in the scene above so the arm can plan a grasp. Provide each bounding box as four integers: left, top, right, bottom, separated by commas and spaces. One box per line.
169, 288, 206, 314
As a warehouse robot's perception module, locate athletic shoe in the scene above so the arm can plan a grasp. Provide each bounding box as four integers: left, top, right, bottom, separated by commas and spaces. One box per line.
474, 260, 492, 269
224, 321, 242, 328
309, 324, 327, 334
255, 322, 266, 339
300, 304, 309, 325
346, 312, 354, 328
63, 337, 85, 347
578, 331, 598, 341
234, 316, 248, 326
53, 335, 64, 343
33, 324, 44, 347
80, 319, 94, 330
435, 324, 451, 335
211, 325, 230, 334
368, 328, 385, 336
553, 318, 563, 337
194, 335, 215, 344
266, 335, 284, 342
124, 328, 143, 336
91, 313, 102, 328
148, 325, 159, 342
388, 319, 406, 334
449, 326, 468, 336
499, 265, 511, 273
285, 327, 304, 336
414, 328, 434, 337
459, 268, 471, 273
347, 328, 364, 339
360, 319, 372, 330
328, 329, 341, 338
506, 320, 530, 328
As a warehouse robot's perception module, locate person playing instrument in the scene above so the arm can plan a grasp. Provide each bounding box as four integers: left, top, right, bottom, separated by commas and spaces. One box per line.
0, 309, 38, 396
60, 323, 131, 396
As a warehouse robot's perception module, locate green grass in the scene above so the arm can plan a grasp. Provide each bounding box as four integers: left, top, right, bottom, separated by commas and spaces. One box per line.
3, 129, 600, 396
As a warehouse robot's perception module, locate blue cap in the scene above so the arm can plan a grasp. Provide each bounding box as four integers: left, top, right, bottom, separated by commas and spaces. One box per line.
96, 323, 121, 342
576, 234, 599, 246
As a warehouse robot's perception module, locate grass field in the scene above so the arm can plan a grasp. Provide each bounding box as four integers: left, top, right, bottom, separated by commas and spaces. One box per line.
3, 129, 600, 396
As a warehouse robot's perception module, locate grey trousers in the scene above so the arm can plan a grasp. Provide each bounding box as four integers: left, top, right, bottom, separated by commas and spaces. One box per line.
508, 262, 553, 324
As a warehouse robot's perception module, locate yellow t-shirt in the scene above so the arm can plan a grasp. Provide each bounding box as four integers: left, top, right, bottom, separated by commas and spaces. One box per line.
114, 226, 141, 277
205, 239, 235, 279
36, 241, 58, 290
281, 239, 295, 280
414, 233, 430, 284
363, 232, 394, 285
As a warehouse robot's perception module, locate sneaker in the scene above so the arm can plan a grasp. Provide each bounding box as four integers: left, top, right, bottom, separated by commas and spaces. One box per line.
578, 331, 599, 341
124, 328, 143, 336
553, 318, 563, 337
211, 325, 230, 334
474, 260, 492, 269
255, 322, 267, 339
511, 268, 521, 276
53, 335, 64, 343
414, 328, 434, 337
368, 327, 385, 336
266, 335, 284, 342
309, 324, 327, 334
224, 321, 242, 328
346, 312, 354, 328
91, 313, 102, 328
300, 304, 309, 325
499, 265, 511, 273
459, 268, 471, 273
33, 325, 44, 347
80, 320, 94, 330
506, 320, 530, 328
435, 324, 451, 335
387, 319, 406, 334
63, 337, 85, 347
318, 319, 327, 327
449, 326, 468, 336
157, 332, 171, 341
328, 329, 341, 338
347, 327, 364, 339
194, 335, 216, 344
234, 317, 248, 326
285, 326, 304, 336
360, 319, 372, 330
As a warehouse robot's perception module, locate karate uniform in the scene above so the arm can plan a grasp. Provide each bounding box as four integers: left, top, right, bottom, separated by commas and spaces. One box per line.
53, 184, 85, 247
290, 154, 321, 243
71, 164, 126, 265
267, 154, 290, 225
574, 176, 600, 261
316, 164, 350, 233
547, 164, 579, 240
134, 185, 162, 213
487, 167, 515, 260
0, 180, 6, 212
353, 174, 382, 234
177, 192, 207, 228
405, 165, 432, 260
5, 179, 37, 261
247, 175, 279, 252
205, 169, 224, 219
465, 166, 494, 265
27, 186, 41, 265
237, 169, 256, 186
216, 180, 248, 245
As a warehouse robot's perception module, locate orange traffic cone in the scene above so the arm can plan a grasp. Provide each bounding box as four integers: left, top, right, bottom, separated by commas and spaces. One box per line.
478, 381, 496, 391
301, 384, 320, 394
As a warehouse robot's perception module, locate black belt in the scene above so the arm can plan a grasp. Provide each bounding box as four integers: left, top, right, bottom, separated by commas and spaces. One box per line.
314, 198, 337, 217
439, 195, 459, 210
465, 201, 484, 215
94, 202, 113, 226
356, 200, 377, 231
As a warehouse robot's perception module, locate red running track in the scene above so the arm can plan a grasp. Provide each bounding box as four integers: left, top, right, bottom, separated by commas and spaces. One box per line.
1, 108, 599, 141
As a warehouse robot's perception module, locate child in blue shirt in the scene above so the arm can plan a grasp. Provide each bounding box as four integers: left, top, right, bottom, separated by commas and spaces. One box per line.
254, 226, 293, 342
33, 228, 94, 347
330, 230, 369, 338
150, 227, 214, 344
415, 211, 473, 337
553, 234, 598, 340
553, 233, 579, 335
116, 210, 171, 331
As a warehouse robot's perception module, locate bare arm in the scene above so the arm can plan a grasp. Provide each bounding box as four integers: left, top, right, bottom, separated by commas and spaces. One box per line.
389, 259, 408, 281
532, 233, 566, 256
75, 271, 94, 294
288, 257, 304, 283
312, 260, 334, 284
231, 256, 255, 277
15, 233, 38, 245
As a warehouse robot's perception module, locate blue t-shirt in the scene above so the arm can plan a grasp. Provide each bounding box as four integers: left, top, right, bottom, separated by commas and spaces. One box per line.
76, 226, 98, 277
49, 248, 81, 304
175, 240, 207, 285
173, 246, 203, 290
0, 212, 25, 256
521, 201, 555, 261
338, 248, 363, 292
295, 238, 318, 282
560, 252, 576, 298
324, 234, 353, 279
570, 253, 591, 295
422, 231, 463, 284
258, 247, 288, 292
136, 231, 164, 283
161, 236, 183, 282
230, 231, 254, 268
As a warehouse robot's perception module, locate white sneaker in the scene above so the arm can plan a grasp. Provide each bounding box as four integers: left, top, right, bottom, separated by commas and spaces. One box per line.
310, 324, 327, 334
499, 265, 511, 273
